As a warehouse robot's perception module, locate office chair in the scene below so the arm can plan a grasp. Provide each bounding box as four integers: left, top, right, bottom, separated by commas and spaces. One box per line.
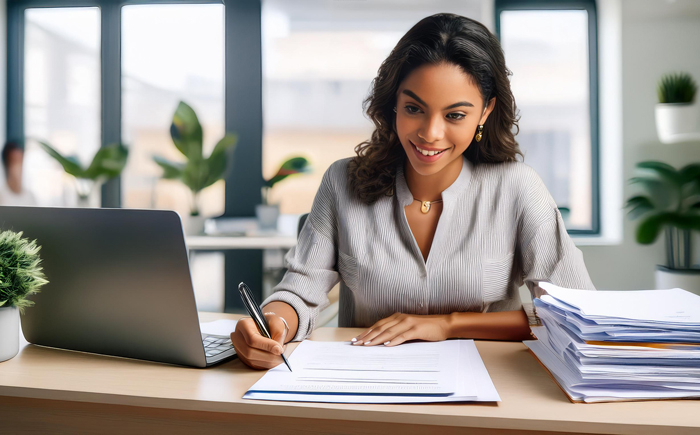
296, 213, 339, 327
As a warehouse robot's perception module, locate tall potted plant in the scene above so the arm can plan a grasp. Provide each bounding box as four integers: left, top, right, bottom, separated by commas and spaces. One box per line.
153, 101, 238, 235
655, 72, 699, 143
625, 161, 700, 294
257, 157, 311, 230
39, 142, 128, 207
0, 230, 48, 362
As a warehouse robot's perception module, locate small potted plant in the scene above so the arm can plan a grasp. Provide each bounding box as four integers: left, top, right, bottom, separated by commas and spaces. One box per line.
655, 72, 699, 143
0, 230, 48, 362
153, 101, 238, 235
625, 161, 700, 294
257, 157, 311, 230
39, 142, 129, 207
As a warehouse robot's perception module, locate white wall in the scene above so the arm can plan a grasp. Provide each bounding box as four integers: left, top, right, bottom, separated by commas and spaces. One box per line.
579, 0, 700, 290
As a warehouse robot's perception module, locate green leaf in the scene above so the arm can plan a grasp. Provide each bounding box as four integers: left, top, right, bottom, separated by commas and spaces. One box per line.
265, 157, 311, 188
182, 158, 209, 193
628, 176, 676, 210
84, 143, 128, 180
625, 195, 655, 220
637, 213, 670, 244
153, 156, 186, 179
636, 161, 682, 186
680, 163, 700, 184
38, 141, 87, 178
170, 101, 203, 160
203, 133, 237, 189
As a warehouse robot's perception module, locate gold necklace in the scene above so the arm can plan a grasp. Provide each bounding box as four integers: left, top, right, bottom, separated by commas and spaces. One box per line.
413, 198, 443, 214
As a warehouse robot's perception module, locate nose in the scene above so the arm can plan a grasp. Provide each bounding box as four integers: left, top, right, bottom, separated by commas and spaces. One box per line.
417, 114, 445, 143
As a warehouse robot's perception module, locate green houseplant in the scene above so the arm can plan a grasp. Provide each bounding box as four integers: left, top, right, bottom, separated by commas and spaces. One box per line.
257, 157, 311, 230
655, 72, 699, 144
39, 142, 129, 207
153, 101, 237, 233
625, 161, 700, 293
0, 230, 48, 362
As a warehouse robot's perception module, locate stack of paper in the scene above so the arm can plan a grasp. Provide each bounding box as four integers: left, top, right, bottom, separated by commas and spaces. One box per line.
244, 339, 500, 403
525, 282, 700, 403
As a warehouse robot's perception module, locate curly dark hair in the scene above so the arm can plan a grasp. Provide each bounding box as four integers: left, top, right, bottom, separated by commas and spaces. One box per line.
348, 13, 522, 204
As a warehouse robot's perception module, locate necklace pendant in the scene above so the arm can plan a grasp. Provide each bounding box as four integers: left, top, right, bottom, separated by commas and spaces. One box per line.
421, 201, 431, 214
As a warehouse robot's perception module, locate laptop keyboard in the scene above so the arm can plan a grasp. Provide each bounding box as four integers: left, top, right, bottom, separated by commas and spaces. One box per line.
202, 334, 234, 358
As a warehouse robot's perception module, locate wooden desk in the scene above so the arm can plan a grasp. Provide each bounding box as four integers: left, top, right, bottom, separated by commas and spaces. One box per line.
0, 312, 698, 434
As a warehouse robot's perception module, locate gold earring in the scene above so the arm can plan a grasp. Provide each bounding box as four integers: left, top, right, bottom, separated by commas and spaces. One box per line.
475, 125, 484, 142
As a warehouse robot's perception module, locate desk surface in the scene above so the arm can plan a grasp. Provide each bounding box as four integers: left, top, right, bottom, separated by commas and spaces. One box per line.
1, 312, 699, 434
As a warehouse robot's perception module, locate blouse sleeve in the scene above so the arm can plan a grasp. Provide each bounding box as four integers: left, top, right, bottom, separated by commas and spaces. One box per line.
261, 164, 341, 341
518, 169, 596, 298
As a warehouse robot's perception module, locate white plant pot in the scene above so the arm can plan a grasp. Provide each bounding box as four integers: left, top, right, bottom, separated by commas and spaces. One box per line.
0, 306, 20, 362
655, 265, 700, 296
655, 103, 700, 144
185, 215, 206, 235
256, 204, 280, 231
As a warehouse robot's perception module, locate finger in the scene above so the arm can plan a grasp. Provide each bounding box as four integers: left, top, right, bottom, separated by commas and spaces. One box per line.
239, 320, 284, 355
352, 314, 401, 343
231, 331, 284, 369
356, 320, 402, 346
365, 323, 412, 346
384, 328, 415, 347
266, 314, 288, 345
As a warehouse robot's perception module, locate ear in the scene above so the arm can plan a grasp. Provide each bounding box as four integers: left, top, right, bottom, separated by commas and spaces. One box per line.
479, 97, 496, 125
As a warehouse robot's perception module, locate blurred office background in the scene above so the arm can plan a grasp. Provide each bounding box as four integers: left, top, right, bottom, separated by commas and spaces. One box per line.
0, 0, 699, 314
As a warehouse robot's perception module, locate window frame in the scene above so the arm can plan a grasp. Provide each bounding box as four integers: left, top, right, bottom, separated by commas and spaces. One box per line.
6, 0, 263, 215
495, 0, 600, 235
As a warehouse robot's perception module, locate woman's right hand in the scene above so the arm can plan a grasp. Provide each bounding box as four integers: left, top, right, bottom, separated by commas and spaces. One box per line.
231, 314, 289, 370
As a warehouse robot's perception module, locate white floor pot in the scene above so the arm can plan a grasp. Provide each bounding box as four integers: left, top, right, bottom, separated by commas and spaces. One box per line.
655, 103, 700, 143
0, 306, 19, 362
655, 265, 700, 296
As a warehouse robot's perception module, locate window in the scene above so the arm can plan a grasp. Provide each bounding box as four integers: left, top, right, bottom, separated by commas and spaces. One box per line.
23, 7, 101, 206
261, 0, 488, 214
121, 4, 225, 218
496, 0, 599, 234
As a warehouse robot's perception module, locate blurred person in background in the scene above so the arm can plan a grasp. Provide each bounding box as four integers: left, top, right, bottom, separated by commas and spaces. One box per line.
0, 141, 36, 206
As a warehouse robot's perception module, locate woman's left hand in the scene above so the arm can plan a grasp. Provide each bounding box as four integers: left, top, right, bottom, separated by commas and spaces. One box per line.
351, 313, 452, 347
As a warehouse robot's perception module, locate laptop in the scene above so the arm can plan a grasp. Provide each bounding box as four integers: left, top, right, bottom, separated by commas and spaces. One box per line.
0, 206, 237, 368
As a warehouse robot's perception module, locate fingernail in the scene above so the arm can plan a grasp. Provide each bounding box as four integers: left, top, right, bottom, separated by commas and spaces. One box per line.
274, 346, 283, 355
384, 341, 390, 345
364, 341, 371, 345
353, 340, 363, 346
351, 337, 357, 343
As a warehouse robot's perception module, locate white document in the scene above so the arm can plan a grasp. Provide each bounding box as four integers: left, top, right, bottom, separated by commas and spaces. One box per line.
244, 340, 500, 403
199, 319, 238, 336
539, 282, 700, 325
247, 340, 460, 395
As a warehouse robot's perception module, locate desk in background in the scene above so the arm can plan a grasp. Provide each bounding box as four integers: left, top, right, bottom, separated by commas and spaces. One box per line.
0, 312, 699, 435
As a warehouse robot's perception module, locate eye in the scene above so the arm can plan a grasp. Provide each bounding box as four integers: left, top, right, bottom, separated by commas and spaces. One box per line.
403, 105, 421, 114
447, 113, 466, 121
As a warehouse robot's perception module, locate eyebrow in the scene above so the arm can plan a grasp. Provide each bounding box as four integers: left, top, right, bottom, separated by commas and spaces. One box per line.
402, 89, 474, 110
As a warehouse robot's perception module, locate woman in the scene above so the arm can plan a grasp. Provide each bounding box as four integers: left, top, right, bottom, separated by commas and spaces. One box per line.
231, 13, 595, 369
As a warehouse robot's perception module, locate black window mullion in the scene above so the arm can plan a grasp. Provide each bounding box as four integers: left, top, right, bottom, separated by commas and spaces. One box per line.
101, 0, 122, 208
6, 2, 25, 146
495, 0, 600, 235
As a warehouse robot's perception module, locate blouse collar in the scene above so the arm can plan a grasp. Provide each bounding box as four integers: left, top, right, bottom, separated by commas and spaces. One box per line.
395, 155, 473, 207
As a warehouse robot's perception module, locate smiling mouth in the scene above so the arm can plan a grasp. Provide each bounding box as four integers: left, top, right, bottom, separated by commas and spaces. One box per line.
412, 142, 448, 157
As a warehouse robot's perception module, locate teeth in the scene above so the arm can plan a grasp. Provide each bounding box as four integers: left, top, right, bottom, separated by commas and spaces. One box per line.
415, 144, 443, 157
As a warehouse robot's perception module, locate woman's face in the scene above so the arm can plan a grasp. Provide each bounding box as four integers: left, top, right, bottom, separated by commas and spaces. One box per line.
395, 62, 495, 177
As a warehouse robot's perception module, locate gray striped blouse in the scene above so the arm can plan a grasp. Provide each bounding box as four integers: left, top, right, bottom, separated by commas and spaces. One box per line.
263, 156, 596, 341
